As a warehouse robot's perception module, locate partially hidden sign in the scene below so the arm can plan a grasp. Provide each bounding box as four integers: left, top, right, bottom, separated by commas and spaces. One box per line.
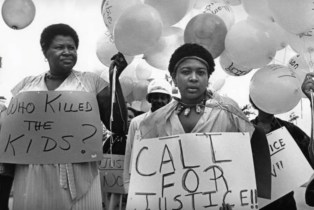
258, 127, 313, 208
99, 154, 125, 195
0, 91, 103, 164
127, 133, 258, 209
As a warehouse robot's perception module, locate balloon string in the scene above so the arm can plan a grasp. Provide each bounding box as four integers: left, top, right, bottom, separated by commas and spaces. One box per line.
109, 66, 117, 167
301, 38, 313, 73
311, 90, 314, 157
282, 46, 287, 64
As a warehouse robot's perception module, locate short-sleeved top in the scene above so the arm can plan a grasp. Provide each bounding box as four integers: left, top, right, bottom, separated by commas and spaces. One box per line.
10, 70, 107, 210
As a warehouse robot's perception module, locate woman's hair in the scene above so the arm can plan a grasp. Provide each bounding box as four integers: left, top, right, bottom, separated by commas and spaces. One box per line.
168, 43, 215, 77
40, 23, 79, 54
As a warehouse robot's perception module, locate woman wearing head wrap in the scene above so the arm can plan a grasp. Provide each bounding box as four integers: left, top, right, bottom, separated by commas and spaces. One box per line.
6, 23, 128, 210
140, 43, 254, 138
130, 43, 270, 210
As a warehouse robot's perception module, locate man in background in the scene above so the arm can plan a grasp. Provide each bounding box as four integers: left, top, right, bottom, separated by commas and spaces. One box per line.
123, 78, 172, 192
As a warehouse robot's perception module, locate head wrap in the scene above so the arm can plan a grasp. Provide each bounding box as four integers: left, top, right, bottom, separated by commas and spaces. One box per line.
168, 43, 215, 77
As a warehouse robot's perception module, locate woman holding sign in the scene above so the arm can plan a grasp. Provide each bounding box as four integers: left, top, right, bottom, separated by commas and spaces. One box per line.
134, 43, 270, 210
4, 23, 128, 210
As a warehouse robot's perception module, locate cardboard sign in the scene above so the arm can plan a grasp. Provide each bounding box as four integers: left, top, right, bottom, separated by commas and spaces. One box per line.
99, 154, 125, 195
0, 91, 103, 164
127, 133, 258, 209
258, 127, 313, 208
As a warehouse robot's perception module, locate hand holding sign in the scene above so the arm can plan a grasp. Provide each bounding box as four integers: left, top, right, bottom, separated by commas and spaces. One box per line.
127, 133, 258, 209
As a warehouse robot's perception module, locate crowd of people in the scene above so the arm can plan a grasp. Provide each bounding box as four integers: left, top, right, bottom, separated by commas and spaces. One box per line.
1, 22, 314, 210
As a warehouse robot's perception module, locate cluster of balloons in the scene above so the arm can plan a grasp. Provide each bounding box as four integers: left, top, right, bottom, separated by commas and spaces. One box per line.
98, 0, 235, 107
2, 0, 313, 114
99, 0, 190, 108
245, 0, 314, 114
98, 0, 314, 113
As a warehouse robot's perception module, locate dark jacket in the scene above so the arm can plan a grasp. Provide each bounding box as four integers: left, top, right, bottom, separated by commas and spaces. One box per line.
251, 117, 312, 210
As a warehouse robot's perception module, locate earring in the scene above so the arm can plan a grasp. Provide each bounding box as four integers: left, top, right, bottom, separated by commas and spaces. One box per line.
44, 58, 48, 62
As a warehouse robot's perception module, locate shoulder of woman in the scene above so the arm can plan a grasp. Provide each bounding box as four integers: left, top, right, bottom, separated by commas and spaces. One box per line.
74, 70, 99, 78
208, 93, 250, 122
76, 71, 108, 86
211, 93, 240, 108
11, 75, 39, 95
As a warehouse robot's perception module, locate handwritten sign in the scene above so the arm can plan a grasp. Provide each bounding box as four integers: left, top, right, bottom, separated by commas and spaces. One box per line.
0, 91, 103, 164
258, 127, 313, 208
127, 133, 258, 209
99, 154, 125, 195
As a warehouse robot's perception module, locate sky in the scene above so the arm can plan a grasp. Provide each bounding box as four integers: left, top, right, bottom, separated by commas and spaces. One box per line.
0, 0, 311, 135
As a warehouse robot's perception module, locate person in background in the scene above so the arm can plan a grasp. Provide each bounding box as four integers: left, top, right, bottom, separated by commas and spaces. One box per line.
249, 95, 314, 210
123, 78, 172, 192
101, 105, 143, 210
127, 106, 144, 128
301, 72, 314, 207
0, 97, 14, 210
6, 23, 128, 210
302, 72, 314, 101
135, 43, 268, 210
102, 106, 144, 156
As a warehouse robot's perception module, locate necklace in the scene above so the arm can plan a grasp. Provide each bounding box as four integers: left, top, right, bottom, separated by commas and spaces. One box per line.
45, 71, 72, 80
175, 98, 207, 116
175, 91, 213, 116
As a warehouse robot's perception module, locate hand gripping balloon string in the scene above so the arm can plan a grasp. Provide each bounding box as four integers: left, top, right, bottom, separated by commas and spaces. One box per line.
301, 40, 314, 159
109, 66, 117, 167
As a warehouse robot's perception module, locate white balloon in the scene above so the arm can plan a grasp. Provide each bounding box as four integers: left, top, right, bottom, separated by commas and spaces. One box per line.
184, 13, 228, 58
242, 0, 273, 23
144, 0, 192, 27
144, 27, 184, 70
250, 64, 302, 114
135, 59, 153, 80
286, 29, 314, 72
201, 2, 235, 30
196, 0, 241, 6
114, 4, 163, 56
96, 30, 134, 67
1, 0, 36, 30
247, 17, 288, 51
287, 54, 311, 71
267, 0, 314, 35
132, 80, 150, 101
119, 76, 135, 97
100, 69, 110, 82
219, 51, 252, 76
194, 0, 212, 9
223, 0, 241, 6
119, 57, 139, 79
101, 0, 141, 33
224, 19, 277, 69
131, 100, 142, 111
174, 8, 201, 30
287, 29, 314, 54
140, 99, 151, 112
